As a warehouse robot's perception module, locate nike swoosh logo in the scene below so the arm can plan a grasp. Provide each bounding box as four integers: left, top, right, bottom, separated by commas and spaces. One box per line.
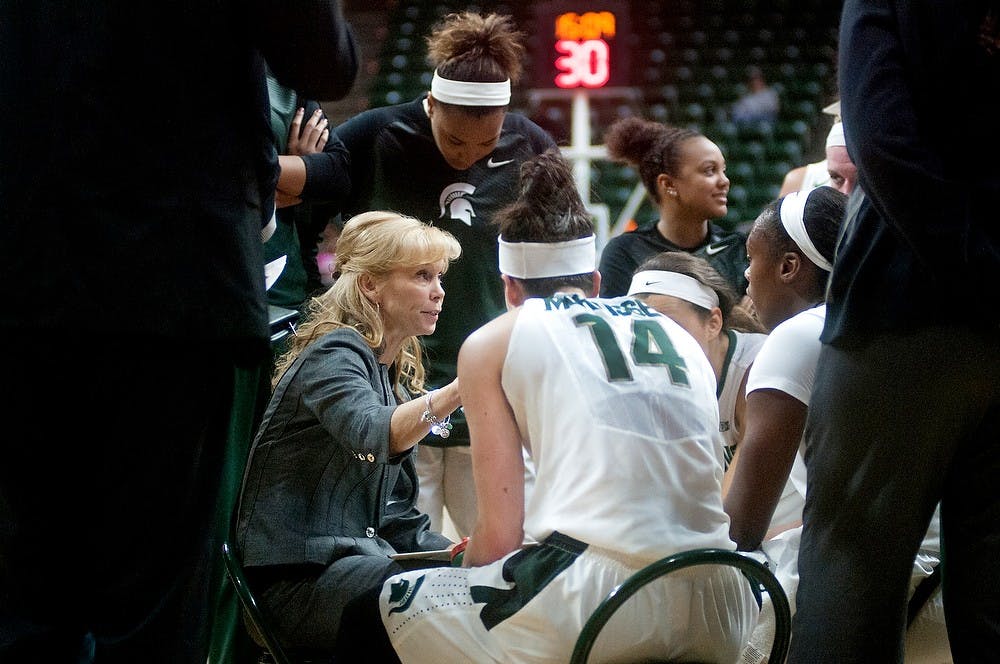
705, 243, 730, 256
487, 157, 514, 168
644, 280, 662, 286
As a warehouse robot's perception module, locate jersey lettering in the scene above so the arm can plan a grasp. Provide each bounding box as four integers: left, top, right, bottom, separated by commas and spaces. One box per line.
544, 293, 660, 318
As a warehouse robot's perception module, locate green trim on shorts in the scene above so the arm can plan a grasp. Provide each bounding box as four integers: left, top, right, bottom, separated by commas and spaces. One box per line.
470, 532, 587, 630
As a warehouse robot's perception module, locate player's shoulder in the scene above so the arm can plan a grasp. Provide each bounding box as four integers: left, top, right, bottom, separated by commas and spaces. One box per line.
732, 330, 769, 358
343, 97, 424, 135
502, 112, 557, 148
605, 224, 661, 253
697, 226, 747, 261
708, 223, 747, 244
768, 306, 825, 345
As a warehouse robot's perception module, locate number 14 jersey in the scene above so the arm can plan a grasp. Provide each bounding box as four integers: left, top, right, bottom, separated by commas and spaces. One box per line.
504, 294, 734, 562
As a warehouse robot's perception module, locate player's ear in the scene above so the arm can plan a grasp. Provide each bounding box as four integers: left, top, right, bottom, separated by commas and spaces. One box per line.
706, 306, 724, 337
502, 274, 526, 309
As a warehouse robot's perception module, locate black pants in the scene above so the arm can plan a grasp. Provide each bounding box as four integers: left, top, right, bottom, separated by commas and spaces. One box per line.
790, 326, 1000, 662
0, 335, 237, 663
251, 556, 446, 663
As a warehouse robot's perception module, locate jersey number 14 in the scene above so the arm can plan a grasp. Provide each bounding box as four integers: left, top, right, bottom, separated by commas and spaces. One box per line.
574, 314, 690, 387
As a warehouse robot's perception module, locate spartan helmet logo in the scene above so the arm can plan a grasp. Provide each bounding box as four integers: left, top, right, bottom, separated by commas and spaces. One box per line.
386, 574, 425, 615
388, 579, 412, 604
439, 182, 477, 226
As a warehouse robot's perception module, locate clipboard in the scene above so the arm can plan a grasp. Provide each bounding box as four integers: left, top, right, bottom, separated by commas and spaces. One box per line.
389, 548, 452, 562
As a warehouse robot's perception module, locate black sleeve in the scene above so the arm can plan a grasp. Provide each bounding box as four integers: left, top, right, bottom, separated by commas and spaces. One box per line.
300, 103, 392, 207
297, 127, 353, 205
598, 235, 637, 297
252, 0, 359, 102
260, 140, 278, 230
839, 0, 1000, 276
297, 105, 387, 206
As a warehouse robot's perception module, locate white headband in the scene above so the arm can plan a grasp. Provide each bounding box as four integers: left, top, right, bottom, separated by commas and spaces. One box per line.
430, 70, 511, 106
825, 121, 846, 149
779, 191, 832, 272
498, 235, 596, 279
627, 270, 720, 310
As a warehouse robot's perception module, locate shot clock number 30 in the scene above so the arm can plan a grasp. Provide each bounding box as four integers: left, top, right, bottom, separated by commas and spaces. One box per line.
534, 1, 630, 90
554, 11, 615, 88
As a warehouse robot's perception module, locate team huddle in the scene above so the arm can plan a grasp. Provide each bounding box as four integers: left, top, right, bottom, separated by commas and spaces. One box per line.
5, 2, 996, 663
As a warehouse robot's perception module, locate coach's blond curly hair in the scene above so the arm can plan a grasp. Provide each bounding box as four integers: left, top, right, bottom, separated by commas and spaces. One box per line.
272, 211, 461, 397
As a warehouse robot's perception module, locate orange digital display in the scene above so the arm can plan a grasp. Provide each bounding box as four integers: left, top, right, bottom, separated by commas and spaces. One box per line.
554, 11, 616, 41
553, 11, 616, 89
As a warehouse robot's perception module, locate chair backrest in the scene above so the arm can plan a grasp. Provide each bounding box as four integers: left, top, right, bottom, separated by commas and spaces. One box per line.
570, 547, 791, 664
221, 540, 293, 664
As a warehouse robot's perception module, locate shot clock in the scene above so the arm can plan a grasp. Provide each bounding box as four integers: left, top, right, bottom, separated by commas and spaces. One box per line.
534, 0, 631, 90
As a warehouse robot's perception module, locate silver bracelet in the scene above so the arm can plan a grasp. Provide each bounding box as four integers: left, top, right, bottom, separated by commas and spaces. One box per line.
421, 391, 452, 438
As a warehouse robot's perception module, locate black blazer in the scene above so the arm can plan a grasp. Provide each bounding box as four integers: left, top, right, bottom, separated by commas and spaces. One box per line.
825, 0, 1000, 345
236, 328, 450, 568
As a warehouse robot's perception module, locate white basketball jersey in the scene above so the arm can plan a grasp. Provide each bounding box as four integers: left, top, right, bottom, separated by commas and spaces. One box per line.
503, 294, 734, 562
746, 305, 826, 530
719, 330, 768, 462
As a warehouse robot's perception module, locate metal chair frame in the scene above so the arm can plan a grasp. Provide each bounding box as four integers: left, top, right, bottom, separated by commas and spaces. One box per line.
221, 540, 293, 664
570, 547, 791, 664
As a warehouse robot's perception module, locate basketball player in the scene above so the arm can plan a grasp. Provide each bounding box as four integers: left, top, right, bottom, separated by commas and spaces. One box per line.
377, 150, 758, 663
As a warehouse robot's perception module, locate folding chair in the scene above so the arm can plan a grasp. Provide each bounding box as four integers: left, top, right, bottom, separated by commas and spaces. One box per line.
570, 547, 791, 664
221, 540, 293, 664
